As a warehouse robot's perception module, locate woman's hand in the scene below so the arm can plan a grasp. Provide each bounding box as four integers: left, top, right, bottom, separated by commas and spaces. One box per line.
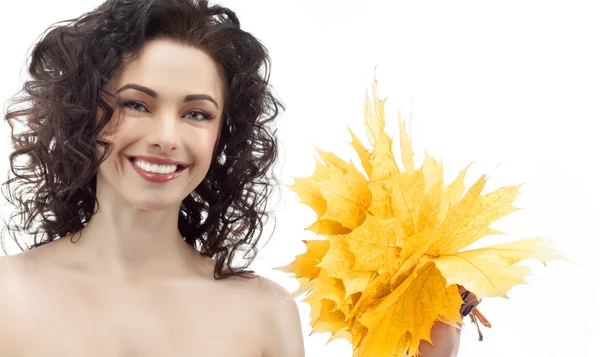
417, 286, 481, 357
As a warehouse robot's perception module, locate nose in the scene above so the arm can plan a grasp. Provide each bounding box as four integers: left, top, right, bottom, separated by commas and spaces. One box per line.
145, 114, 181, 152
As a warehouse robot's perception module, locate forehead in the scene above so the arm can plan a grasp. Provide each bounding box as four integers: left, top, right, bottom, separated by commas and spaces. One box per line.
109, 38, 225, 105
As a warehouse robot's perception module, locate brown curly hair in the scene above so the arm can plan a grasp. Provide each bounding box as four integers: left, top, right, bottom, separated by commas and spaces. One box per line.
1, 0, 283, 279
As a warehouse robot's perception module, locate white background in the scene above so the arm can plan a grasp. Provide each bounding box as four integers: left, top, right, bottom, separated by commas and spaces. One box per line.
1, 1, 599, 356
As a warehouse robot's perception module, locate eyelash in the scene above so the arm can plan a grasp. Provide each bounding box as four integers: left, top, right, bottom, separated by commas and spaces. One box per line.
118, 100, 215, 122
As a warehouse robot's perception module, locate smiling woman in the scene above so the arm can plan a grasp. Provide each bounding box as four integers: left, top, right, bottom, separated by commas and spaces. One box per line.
0, 1, 481, 357
0, 0, 303, 356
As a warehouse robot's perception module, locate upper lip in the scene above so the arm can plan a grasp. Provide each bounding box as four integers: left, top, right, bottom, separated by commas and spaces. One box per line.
127, 155, 189, 167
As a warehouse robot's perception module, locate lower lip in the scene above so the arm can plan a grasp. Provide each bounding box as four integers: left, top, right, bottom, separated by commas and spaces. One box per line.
128, 160, 186, 183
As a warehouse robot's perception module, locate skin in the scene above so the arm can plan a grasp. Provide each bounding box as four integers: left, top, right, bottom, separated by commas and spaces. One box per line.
0, 37, 477, 357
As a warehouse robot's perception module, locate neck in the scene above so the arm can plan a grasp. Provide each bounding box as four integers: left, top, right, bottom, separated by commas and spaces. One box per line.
64, 187, 202, 278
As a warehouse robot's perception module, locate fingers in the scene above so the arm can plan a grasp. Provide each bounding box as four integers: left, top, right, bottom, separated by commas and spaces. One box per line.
459, 289, 481, 317
457, 285, 481, 305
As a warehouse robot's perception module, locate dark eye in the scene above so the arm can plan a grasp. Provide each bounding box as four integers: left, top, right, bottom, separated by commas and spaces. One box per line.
120, 101, 148, 113
185, 110, 215, 122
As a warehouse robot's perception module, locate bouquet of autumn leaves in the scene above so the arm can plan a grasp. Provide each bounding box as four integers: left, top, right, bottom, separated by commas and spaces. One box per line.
276, 79, 564, 357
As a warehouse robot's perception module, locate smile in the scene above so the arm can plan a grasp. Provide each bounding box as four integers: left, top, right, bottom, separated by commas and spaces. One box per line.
126, 155, 189, 183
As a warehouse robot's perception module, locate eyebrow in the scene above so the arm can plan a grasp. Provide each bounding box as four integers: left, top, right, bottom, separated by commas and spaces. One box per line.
115, 83, 219, 109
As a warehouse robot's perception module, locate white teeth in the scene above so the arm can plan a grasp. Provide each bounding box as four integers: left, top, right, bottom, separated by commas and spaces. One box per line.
133, 159, 178, 174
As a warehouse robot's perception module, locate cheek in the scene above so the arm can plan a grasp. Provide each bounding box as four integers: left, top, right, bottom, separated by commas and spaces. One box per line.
101, 113, 126, 139
186, 129, 220, 172
96, 119, 132, 164
198, 136, 219, 161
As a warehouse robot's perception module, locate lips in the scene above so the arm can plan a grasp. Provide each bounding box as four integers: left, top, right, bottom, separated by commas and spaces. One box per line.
126, 155, 189, 183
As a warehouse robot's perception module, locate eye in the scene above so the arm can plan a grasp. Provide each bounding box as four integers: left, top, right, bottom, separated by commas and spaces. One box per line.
118, 101, 215, 122
185, 110, 215, 122
119, 100, 148, 113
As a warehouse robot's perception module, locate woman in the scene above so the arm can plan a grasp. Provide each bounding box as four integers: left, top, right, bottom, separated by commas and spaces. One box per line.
0, 0, 478, 356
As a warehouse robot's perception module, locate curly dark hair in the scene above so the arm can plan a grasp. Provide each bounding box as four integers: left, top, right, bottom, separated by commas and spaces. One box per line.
1, 0, 283, 279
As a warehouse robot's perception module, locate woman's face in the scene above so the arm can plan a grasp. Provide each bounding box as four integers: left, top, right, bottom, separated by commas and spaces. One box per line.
97, 38, 225, 211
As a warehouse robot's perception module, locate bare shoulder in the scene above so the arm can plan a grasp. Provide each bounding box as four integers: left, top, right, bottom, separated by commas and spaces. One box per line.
223, 272, 297, 308
0, 254, 34, 348
232, 274, 305, 357
0, 253, 29, 294
0, 253, 35, 305
253, 274, 296, 300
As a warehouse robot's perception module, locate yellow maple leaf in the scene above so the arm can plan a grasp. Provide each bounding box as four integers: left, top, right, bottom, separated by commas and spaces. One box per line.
433, 237, 565, 298
276, 77, 566, 357
357, 262, 462, 357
